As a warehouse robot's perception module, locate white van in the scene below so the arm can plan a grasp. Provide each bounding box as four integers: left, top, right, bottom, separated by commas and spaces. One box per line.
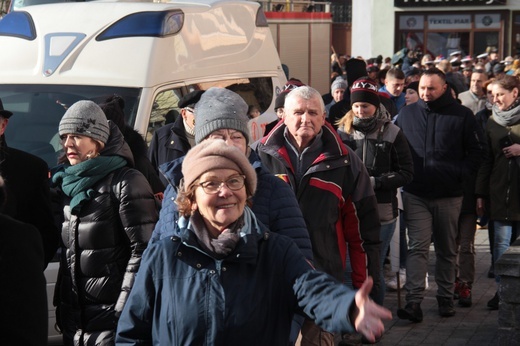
0, 0, 285, 342
0, 0, 286, 169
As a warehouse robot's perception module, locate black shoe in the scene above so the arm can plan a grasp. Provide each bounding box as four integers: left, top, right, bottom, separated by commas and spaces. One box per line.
487, 292, 499, 310
488, 265, 495, 278
397, 302, 423, 322
437, 296, 456, 317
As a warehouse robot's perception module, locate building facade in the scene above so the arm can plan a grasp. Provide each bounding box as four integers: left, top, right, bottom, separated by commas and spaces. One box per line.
353, 0, 520, 60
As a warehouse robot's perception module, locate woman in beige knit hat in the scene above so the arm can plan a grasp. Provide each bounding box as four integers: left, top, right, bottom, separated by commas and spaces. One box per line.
117, 138, 392, 345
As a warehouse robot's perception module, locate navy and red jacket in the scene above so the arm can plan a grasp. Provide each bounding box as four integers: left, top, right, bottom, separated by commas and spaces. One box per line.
255, 122, 381, 295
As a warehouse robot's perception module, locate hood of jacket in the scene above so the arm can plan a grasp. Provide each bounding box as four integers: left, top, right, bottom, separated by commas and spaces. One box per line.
101, 121, 134, 166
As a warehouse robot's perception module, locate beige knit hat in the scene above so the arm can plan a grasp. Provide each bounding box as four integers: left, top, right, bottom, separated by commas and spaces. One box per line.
182, 139, 257, 195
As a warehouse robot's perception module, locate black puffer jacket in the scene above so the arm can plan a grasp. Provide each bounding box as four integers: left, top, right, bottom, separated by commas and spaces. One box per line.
56, 125, 158, 346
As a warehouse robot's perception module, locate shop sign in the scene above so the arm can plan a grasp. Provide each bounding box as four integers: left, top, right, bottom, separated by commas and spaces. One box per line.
475, 14, 501, 28
427, 14, 472, 29
395, 0, 506, 7
399, 15, 425, 30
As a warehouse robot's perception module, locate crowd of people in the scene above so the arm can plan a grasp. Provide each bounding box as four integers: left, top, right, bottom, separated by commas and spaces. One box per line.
2, 46, 520, 346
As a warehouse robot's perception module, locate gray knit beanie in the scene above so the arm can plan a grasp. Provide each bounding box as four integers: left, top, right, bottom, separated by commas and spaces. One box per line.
331, 78, 347, 93
194, 87, 250, 144
59, 100, 110, 144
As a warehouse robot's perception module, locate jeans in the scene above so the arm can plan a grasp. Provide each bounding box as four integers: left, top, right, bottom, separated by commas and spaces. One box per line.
403, 192, 462, 303
456, 213, 477, 284
493, 220, 520, 284
378, 220, 397, 305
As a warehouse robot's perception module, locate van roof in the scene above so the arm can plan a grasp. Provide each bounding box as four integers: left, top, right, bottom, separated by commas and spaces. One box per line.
0, 0, 282, 87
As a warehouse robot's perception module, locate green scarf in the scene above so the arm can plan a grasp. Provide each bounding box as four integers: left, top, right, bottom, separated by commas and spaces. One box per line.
52, 156, 127, 215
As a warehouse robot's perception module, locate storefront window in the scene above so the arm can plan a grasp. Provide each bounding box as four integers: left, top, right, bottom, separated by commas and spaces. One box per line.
396, 11, 505, 58
474, 32, 499, 56
426, 32, 470, 58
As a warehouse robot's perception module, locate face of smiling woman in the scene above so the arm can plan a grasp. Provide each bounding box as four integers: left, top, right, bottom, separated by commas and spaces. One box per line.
192, 168, 247, 238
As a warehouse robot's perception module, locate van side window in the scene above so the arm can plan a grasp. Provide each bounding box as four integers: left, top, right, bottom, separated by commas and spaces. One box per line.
146, 89, 182, 145
145, 77, 273, 145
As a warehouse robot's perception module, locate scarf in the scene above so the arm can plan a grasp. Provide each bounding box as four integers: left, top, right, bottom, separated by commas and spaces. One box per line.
352, 105, 389, 134
189, 207, 258, 259
353, 114, 378, 134
492, 97, 520, 127
52, 155, 127, 215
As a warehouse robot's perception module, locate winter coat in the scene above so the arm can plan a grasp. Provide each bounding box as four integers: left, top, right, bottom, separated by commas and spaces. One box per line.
149, 150, 313, 261
338, 116, 414, 221
255, 122, 381, 295
0, 215, 47, 346
395, 90, 485, 199
55, 126, 158, 346
0, 135, 59, 266
458, 90, 486, 115
475, 115, 520, 221
122, 126, 164, 194
116, 210, 357, 345
148, 116, 191, 186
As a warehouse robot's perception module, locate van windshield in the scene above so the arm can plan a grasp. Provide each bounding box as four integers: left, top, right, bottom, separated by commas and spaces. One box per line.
0, 84, 140, 168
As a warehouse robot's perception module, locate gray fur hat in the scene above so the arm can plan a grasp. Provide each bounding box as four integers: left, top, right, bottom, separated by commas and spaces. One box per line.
194, 87, 250, 144
59, 100, 110, 144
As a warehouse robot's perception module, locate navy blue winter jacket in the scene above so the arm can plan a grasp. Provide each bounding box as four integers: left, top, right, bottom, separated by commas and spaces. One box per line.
150, 150, 313, 261
116, 209, 355, 345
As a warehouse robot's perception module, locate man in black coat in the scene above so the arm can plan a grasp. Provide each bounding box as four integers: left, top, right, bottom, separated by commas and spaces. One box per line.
0, 175, 48, 346
0, 98, 59, 266
395, 68, 484, 322
148, 90, 204, 186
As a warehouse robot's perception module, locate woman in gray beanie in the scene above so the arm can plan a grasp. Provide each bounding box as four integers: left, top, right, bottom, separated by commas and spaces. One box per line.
52, 100, 158, 346
117, 139, 392, 345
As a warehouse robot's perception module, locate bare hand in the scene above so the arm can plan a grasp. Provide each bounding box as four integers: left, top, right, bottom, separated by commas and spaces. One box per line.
503, 143, 520, 159
353, 277, 393, 342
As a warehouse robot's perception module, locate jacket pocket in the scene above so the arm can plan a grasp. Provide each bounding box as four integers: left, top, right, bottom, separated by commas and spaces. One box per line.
377, 203, 394, 222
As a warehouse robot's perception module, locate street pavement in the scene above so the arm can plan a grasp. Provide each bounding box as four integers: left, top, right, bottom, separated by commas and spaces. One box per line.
376, 227, 499, 345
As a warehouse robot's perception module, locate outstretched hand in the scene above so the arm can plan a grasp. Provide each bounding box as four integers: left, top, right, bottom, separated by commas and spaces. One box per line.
352, 277, 393, 342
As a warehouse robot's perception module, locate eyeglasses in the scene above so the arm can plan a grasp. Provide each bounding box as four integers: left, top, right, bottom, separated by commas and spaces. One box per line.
184, 107, 194, 113
198, 175, 246, 194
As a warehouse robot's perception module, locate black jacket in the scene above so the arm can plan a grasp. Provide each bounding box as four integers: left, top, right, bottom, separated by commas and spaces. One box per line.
148, 116, 191, 186
395, 90, 485, 198
338, 117, 414, 220
0, 215, 47, 346
0, 135, 59, 266
55, 126, 158, 345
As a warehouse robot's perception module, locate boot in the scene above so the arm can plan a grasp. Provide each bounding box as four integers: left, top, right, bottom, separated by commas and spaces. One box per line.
397, 302, 423, 323
437, 296, 455, 317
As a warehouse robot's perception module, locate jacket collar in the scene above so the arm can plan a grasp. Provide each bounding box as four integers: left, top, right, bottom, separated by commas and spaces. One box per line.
421, 88, 458, 112
261, 121, 349, 164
